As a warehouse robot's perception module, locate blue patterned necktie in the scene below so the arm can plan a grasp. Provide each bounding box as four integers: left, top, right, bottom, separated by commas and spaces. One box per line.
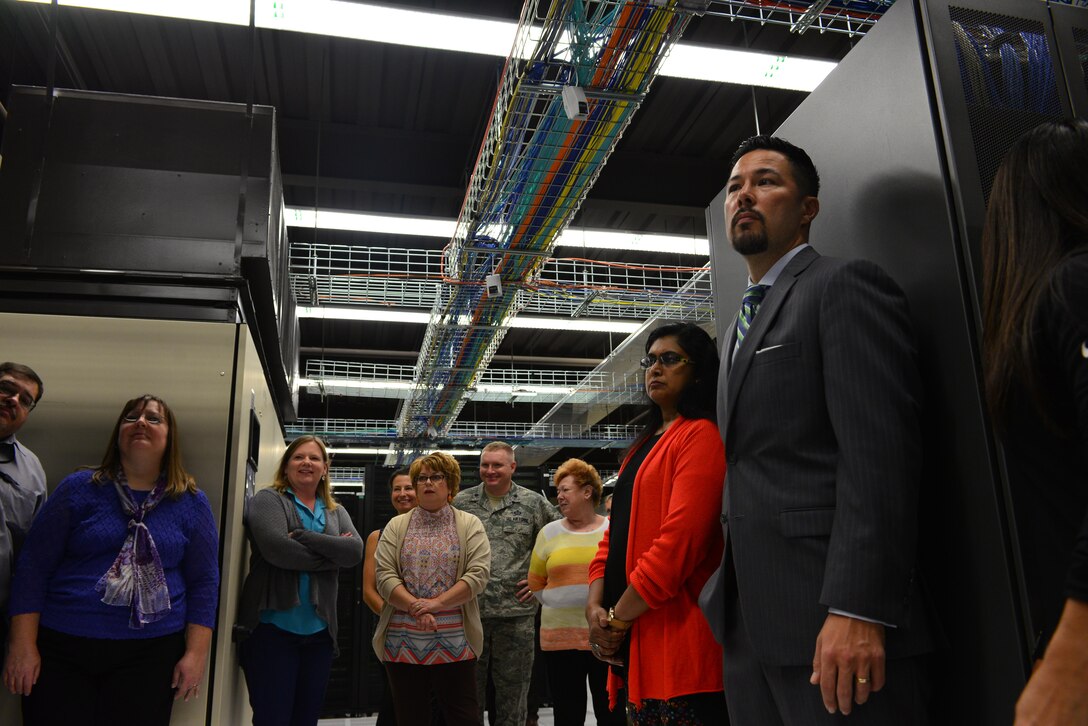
736, 283, 767, 347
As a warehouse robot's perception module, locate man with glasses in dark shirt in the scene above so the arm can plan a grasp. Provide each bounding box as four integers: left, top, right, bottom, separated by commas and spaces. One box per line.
0, 362, 46, 722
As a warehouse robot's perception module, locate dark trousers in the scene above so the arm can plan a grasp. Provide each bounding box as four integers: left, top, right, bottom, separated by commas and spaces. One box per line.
723, 598, 931, 726
377, 663, 449, 726
376, 662, 398, 725
386, 659, 479, 726
543, 649, 625, 726
239, 622, 335, 726
23, 625, 185, 726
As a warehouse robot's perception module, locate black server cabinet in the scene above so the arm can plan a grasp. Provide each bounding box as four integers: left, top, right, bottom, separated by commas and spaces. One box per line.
709, 0, 1086, 720
921, 0, 1071, 286
326, 492, 366, 718
325, 466, 399, 718
0, 87, 300, 422
1050, 2, 1088, 117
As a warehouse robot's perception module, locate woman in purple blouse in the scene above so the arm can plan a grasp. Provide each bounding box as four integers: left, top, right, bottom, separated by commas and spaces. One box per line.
372, 451, 490, 725
2, 395, 219, 726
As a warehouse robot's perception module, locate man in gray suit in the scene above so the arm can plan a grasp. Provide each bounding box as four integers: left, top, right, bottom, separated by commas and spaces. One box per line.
700, 136, 932, 724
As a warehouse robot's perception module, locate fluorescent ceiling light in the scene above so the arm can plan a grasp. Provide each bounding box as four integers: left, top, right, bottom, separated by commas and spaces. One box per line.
510, 316, 641, 334
329, 447, 482, 456
298, 307, 430, 324
287, 208, 456, 238
19, 0, 249, 25
301, 378, 577, 398
285, 207, 708, 255
20, 1, 835, 92
475, 384, 573, 397
297, 306, 640, 333
559, 228, 708, 256
299, 377, 413, 391
256, 1, 514, 57
661, 45, 835, 93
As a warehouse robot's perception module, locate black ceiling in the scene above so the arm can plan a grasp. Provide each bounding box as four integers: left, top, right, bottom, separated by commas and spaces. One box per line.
0, 0, 861, 471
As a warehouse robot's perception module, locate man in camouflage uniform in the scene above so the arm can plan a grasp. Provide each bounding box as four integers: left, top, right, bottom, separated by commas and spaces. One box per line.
453, 441, 558, 726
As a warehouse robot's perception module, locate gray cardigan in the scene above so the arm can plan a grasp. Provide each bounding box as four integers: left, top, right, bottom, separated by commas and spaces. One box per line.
237, 487, 363, 654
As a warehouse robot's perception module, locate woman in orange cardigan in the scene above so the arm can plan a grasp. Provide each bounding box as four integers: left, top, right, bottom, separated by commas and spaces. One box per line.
586, 322, 727, 724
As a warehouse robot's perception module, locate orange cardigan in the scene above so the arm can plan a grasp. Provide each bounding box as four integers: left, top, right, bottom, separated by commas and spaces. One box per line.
589, 416, 725, 707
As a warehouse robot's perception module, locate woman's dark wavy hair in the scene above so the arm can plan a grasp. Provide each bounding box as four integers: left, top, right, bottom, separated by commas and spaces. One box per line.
627, 322, 719, 457
982, 118, 1088, 431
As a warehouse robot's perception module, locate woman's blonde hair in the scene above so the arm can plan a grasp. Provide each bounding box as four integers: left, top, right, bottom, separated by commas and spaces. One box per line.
273, 435, 338, 511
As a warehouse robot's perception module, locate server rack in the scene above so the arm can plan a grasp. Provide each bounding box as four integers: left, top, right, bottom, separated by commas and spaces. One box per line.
707, 0, 1087, 720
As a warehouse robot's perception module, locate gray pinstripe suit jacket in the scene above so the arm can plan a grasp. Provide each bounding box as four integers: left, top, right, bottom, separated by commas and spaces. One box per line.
699, 245, 934, 666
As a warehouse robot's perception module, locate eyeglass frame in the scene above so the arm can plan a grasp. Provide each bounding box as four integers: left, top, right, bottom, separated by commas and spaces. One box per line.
122, 413, 165, 426
0, 379, 37, 412
639, 352, 692, 369
414, 473, 447, 485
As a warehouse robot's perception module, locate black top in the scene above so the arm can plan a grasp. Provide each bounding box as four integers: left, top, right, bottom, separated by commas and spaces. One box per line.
603, 434, 662, 609
601, 433, 660, 679
1000, 251, 1088, 655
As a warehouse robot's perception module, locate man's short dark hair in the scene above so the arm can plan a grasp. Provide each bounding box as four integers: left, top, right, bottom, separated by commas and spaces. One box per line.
0, 362, 44, 403
731, 135, 821, 198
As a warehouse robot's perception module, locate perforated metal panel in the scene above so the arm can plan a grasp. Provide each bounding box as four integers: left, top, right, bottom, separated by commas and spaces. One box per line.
1074, 26, 1088, 98
949, 6, 1063, 201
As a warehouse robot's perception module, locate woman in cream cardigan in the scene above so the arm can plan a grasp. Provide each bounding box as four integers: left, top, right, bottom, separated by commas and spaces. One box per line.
373, 451, 490, 726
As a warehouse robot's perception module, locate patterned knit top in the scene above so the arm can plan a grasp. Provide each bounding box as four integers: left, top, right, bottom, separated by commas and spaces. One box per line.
10, 469, 219, 639
528, 517, 609, 651
383, 505, 472, 664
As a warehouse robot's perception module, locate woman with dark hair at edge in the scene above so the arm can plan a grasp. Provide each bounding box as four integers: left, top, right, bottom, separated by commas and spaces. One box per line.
3, 395, 219, 726
236, 435, 364, 726
363, 467, 417, 725
586, 322, 727, 724
982, 118, 1088, 725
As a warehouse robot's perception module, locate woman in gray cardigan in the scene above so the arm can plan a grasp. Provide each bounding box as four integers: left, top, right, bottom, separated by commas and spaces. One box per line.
237, 436, 363, 726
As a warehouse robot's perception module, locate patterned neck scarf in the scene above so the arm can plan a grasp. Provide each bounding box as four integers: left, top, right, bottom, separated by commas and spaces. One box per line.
95, 470, 171, 628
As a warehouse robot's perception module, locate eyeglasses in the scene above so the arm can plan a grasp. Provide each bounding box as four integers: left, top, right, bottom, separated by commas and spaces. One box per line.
639, 352, 692, 369
0, 380, 36, 412
415, 473, 446, 485
122, 412, 164, 426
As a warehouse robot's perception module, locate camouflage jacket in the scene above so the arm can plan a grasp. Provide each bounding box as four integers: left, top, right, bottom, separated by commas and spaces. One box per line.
453, 483, 559, 618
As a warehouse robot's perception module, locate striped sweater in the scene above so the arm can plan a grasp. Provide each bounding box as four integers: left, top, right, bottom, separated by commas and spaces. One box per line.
528, 517, 609, 651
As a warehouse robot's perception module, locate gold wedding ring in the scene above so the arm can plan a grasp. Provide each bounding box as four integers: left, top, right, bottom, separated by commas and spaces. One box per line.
856, 676, 869, 684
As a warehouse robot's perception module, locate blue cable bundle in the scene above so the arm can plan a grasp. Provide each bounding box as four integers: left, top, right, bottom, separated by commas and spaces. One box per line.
951, 19, 1060, 114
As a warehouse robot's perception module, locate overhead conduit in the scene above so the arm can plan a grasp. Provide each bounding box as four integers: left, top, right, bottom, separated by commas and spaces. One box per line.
394, 0, 704, 457
384, 0, 900, 461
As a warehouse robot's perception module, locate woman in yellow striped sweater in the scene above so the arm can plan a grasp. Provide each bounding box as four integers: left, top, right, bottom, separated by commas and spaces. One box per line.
528, 459, 625, 726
